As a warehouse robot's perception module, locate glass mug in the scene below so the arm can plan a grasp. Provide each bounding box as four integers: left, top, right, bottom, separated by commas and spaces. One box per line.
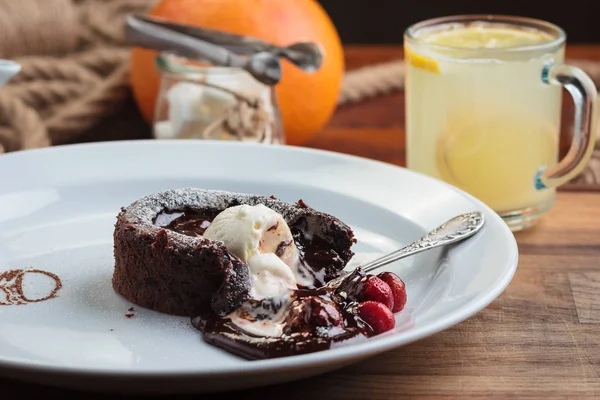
404, 15, 597, 231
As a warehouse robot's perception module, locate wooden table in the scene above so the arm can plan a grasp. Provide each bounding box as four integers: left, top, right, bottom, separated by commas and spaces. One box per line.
4, 45, 600, 399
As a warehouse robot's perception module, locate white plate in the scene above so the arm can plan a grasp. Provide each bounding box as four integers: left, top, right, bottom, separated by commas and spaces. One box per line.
0, 140, 517, 394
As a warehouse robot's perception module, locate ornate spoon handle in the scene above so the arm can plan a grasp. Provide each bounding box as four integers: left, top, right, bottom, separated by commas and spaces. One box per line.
362, 211, 484, 274
326, 211, 484, 288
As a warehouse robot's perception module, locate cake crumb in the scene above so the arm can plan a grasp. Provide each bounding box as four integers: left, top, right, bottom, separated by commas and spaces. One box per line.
125, 306, 135, 318
297, 199, 310, 208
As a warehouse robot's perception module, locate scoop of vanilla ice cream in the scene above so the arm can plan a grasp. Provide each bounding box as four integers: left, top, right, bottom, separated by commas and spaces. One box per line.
203, 204, 303, 299
247, 253, 297, 299
203, 204, 297, 263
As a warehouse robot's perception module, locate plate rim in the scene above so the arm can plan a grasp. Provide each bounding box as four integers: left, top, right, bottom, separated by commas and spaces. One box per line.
0, 140, 519, 378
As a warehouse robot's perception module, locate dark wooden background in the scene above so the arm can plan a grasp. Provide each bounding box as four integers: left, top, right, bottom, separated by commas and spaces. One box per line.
317, 0, 599, 43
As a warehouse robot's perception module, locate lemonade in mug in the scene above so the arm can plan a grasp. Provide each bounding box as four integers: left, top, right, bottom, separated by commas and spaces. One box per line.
404, 15, 597, 230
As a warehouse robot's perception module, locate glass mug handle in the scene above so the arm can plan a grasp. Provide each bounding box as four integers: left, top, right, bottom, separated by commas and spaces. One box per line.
536, 63, 598, 190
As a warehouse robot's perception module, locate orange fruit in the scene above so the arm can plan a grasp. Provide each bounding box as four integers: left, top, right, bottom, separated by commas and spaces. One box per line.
129, 0, 344, 146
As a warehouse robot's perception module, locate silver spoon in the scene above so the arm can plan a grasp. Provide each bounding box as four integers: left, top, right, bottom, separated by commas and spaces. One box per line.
325, 211, 485, 288
274, 42, 323, 73
221, 41, 322, 73
125, 15, 282, 86
130, 14, 323, 73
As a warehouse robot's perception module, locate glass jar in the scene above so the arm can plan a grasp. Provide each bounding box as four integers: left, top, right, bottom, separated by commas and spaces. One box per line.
152, 52, 284, 144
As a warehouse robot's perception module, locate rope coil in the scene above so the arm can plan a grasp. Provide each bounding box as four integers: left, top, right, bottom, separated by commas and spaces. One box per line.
0, 0, 598, 185
0, 0, 150, 152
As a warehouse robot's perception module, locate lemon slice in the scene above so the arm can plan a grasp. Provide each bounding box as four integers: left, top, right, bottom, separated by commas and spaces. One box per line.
421, 26, 553, 49
435, 112, 558, 210
404, 47, 440, 74
404, 25, 551, 73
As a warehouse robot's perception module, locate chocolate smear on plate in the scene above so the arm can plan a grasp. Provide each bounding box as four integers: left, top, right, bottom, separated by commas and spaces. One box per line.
0, 269, 62, 306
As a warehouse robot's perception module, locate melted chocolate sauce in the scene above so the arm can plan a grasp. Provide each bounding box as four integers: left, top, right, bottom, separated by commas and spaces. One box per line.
155, 205, 366, 359
154, 208, 221, 236
192, 269, 375, 360
291, 217, 346, 286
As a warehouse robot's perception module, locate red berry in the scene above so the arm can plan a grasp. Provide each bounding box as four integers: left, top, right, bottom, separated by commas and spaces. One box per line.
356, 301, 396, 334
377, 272, 407, 313
359, 276, 394, 311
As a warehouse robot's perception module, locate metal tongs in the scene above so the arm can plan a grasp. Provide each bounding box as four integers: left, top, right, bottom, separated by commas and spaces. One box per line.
125, 14, 323, 86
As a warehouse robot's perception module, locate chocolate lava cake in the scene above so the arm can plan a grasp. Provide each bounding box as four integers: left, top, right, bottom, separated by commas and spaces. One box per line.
112, 188, 356, 317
